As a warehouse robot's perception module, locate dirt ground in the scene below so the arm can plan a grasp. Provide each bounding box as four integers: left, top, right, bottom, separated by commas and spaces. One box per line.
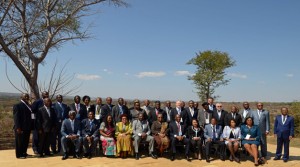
0, 143, 299, 167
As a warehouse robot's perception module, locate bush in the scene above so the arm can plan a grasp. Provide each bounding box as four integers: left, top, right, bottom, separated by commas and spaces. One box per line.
290, 102, 300, 137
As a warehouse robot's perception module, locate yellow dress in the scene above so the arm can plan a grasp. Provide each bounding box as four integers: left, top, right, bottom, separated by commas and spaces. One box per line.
115, 122, 133, 156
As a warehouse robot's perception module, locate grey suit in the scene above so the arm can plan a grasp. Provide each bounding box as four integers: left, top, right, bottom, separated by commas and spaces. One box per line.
204, 124, 225, 158
61, 119, 82, 153
239, 109, 252, 124
132, 119, 154, 154
251, 109, 270, 158
197, 109, 212, 127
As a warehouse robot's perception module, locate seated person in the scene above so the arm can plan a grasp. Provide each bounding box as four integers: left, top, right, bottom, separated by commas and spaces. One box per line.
100, 115, 116, 156
81, 111, 100, 159
169, 114, 190, 161
151, 113, 170, 156
241, 117, 261, 166
222, 119, 241, 162
115, 114, 133, 158
187, 119, 204, 160
61, 111, 82, 160
204, 117, 225, 162
133, 113, 157, 160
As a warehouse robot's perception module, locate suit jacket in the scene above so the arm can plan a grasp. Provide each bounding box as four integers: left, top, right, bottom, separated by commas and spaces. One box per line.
31, 99, 44, 114
208, 104, 216, 112
204, 124, 223, 142
212, 110, 228, 128
224, 112, 243, 127
238, 109, 253, 124
85, 104, 95, 115
170, 107, 189, 127
274, 115, 294, 138
81, 118, 100, 137
165, 107, 173, 122
61, 119, 81, 137
132, 119, 151, 136
69, 103, 87, 121
169, 121, 188, 138
197, 109, 213, 127
240, 124, 261, 141
13, 101, 32, 131
222, 126, 241, 139
100, 104, 114, 122
251, 109, 270, 133
52, 102, 69, 122
185, 107, 198, 125
130, 109, 147, 122
148, 108, 167, 125
112, 104, 130, 123
36, 106, 57, 133
186, 126, 204, 139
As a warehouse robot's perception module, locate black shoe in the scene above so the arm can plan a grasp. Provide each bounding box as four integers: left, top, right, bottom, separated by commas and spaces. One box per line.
149, 153, 157, 159
52, 151, 58, 154
135, 153, 139, 160
62, 154, 68, 160
186, 155, 191, 161
283, 159, 288, 163
45, 153, 53, 156
273, 157, 280, 160
74, 153, 81, 159
39, 154, 44, 158
206, 158, 210, 163
88, 154, 92, 159
170, 154, 175, 161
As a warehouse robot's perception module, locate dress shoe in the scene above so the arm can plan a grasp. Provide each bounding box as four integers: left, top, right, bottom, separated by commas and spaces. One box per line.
39, 154, 44, 158
273, 157, 280, 160
170, 154, 175, 161
186, 155, 191, 161
149, 153, 157, 159
73, 153, 81, 159
206, 158, 210, 163
88, 154, 92, 159
283, 159, 288, 163
52, 151, 58, 154
62, 154, 68, 160
135, 153, 139, 160
229, 155, 233, 161
234, 157, 240, 163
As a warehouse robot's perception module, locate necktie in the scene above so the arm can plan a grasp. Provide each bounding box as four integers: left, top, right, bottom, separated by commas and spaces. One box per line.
76, 104, 79, 112
212, 126, 216, 140
232, 113, 235, 119
177, 123, 181, 135
71, 120, 74, 132
120, 106, 123, 114
90, 121, 93, 131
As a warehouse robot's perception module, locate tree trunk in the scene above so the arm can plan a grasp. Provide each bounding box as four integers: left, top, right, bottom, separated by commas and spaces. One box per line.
27, 62, 40, 100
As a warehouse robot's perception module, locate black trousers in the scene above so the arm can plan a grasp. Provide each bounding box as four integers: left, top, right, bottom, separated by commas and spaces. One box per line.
205, 140, 225, 158
170, 137, 190, 155
190, 139, 203, 153
39, 132, 52, 155
51, 123, 62, 152
15, 130, 30, 158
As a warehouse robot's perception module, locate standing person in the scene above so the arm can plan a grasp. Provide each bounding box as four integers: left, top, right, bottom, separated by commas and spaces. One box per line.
69, 95, 87, 121
51, 94, 69, 154
82, 95, 95, 115
115, 114, 133, 158
239, 102, 252, 124
142, 99, 152, 117
197, 102, 213, 127
165, 101, 172, 123
81, 111, 100, 159
187, 119, 204, 160
207, 97, 216, 112
151, 113, 170, 156
36, 98, 57, 157
112, 98, 129, 124
186, 100, 198, 126
212, 103, 228, 129
170, 101, 189, 128
95, 97, 103, 120
130, 100, 147, 122
100, 97, 114, 123
31, 91, 49, 154
100, 115, 117, 156
224, 106, 242, 127
61, 111, 82, 160
13, 93, 32, 159
148, 101, 167, 126
251, 102, 270, 163
273, 107, 294, 162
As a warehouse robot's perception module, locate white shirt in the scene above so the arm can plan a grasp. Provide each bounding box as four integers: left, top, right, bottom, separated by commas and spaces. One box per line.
282, 115, 287, 124
243, 109, 248, 118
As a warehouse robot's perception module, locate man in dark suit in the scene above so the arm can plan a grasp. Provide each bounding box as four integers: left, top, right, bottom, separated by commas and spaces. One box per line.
212, 103, 228, 129
207, 97, 216, 112
112, 98, 129, 124
36, 98, 57, 157
51, 94, 69, 153
31, 91, 49, 154
169, 114, 190, 161
81, 111, 100, 159
170, 101, 189, 128
69, 95, 87, 121
224, 106, 242, 127
82, 95, 95, 115
239, 102, 253, 124
13, 93, 32, 158
100, 97, 114, 123
61, 111, 82, 160
197, 102, 213, 127
273, 107, 294, 162
148, 101, 167, 126
186, 100, 198, 126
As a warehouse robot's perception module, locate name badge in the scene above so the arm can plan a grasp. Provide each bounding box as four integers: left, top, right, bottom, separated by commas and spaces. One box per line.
179, 131, 182, 136
180, 118, 183, 122
95, 114, 100, 120
245, 134, 251, 140
205, 118, 209, 124
31, 113, 35, 119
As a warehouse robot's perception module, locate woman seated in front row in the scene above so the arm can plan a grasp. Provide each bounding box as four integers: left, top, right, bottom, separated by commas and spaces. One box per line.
100, 115, 116, 156
241, 117, 261, 166
151, 113, 170, 156
115, 114, 133, 158
222, 119, 241, 163
187, 119, 204, 160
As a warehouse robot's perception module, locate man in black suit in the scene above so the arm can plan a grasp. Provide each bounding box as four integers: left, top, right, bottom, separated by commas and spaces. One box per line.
100, 97, 114, 123
36, 98, 57, 157
207, 97, 216, 112
81, 111, 100, 159
69, 95, 87, 121
186, 100, 198, 126
169, 114, 190, 161
212, 103, 228, 129
82, 95, 95, 115
51, 95, 69, 153
31, 91, 49, 154
13, 93, 32, 159
148, 101, 167, 126
170, 101, 189, 128
112, 98, 129, 124
224, 106, 242, 127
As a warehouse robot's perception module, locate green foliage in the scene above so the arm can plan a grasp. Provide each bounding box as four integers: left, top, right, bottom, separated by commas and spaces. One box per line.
290, 102, 300, 137
187, 50, 236, 101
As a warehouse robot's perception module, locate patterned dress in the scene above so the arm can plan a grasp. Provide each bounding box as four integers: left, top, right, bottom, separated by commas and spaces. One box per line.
100, 122, 116, 156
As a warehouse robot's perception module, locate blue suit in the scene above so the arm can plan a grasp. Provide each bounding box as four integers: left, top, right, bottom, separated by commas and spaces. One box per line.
61, 119, 82, 153
274, 115, 294, 160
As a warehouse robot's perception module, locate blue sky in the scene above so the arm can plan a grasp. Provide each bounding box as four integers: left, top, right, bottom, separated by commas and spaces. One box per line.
1, 0, 300, 102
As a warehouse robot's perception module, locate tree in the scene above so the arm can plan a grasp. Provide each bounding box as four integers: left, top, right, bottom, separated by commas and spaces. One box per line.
187, 50, 236, 101
0, 0, 126, 99
290, 102, 300, 137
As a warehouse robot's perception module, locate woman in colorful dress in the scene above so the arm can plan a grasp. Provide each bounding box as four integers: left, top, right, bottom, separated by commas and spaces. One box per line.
100, 115, 116, 156
151, 113, 170, 156
115, 114, 133, 158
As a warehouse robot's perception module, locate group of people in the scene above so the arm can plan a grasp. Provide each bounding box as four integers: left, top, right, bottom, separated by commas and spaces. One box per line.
13, 93, 295, 166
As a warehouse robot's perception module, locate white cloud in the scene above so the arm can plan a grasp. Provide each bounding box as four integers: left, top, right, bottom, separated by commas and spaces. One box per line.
174, 70, 192, 76
286, 74, 294, 78
136, 71, 166, 78
103, 69, 113, 74
76, 74, 101, 80
228, 73, 247, 79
